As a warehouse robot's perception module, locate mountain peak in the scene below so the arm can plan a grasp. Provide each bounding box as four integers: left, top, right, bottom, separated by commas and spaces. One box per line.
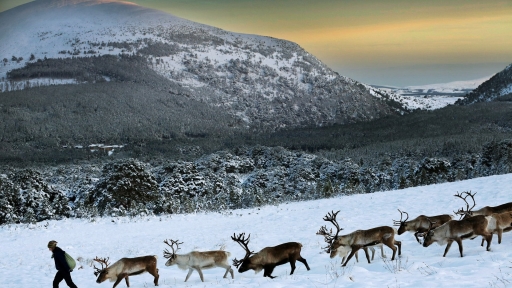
1, 0, 404, 136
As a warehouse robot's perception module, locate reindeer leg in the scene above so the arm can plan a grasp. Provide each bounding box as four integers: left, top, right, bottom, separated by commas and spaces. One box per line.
370, 246, 376, 261
124, 275, 130, 287
481, 236, 485, 247
380, 245, 386, 258
497, 228, 503, 244
383, 240, 397, 261
194, 267, 204, 282
221, 264, 232, 279
264, 265, 277, 279
154, 268, 159, 286
485, 233, 492, 251
362, 247, 371, 264
455, 238, 464, 257
395, 240, 402, 256
184, 268, 194, 282
443, 239, 454, 257
289, 259, 297, 275
113, 274, 125, 288
414, 232, 422, 244
297, 256, 310, 271
342, 246, 360, 266
147, 267, 159, 286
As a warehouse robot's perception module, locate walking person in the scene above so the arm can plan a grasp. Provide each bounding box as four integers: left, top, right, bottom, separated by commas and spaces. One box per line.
48, 240, 78, 288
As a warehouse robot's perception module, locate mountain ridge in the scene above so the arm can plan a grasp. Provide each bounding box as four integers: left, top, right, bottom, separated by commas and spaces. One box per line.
0, 0, 406, 135
455, 64, 512, 105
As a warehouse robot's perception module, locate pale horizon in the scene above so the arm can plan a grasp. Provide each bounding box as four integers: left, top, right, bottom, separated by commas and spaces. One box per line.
1, 0, 511, 86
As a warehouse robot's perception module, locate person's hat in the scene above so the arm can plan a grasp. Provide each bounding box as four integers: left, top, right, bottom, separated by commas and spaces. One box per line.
47, 240, 57, 248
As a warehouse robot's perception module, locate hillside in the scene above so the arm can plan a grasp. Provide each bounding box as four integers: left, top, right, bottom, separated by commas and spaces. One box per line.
1, 173, 512, 287
0, 0, 406, 140
455, 64, 512, 105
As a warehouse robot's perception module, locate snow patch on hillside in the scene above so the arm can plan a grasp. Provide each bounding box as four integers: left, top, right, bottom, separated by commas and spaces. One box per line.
500, 83, 512, 96
0, 77, 83, 92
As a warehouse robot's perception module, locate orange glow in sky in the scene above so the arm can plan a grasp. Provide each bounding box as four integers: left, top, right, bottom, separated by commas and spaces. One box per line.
1, 0, 511, 86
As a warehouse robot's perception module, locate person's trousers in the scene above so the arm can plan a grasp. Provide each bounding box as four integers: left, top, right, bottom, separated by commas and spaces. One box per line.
53, 270, 78, 288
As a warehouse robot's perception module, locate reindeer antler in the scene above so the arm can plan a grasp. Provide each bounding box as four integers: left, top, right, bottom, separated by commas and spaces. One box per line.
92, 257, 110, 276
163, 239, 182, 259
393, 209, 409, 226
232, 257, 245, 268
323, 210, 343, 238
454, 191, 477, 219
316, 225, 335, 252
318, 210, 343, 253
316, 225, 332, 238
231, 233, 254, 268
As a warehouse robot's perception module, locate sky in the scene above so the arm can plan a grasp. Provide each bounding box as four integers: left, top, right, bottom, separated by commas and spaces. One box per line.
1, 0, 512, 86
2, 173, 512, 287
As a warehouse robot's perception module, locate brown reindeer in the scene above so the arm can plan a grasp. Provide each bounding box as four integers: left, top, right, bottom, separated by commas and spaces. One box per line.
319, 210, 401, 267
163, 239, 234, 282
93, 256, 159, 288
231, 233, 310, 279
454, 191, 512, 245
393, 209, 453, 244
454, 191, 512, 219
422, 215, 493, 257
485, 212, 512, 245
317, 225, 385, 263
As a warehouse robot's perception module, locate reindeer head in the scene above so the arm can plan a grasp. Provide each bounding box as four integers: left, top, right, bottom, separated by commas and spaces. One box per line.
231, 233, 255, 273
163, 239, 183, 266
317, 210, 343, 258
393, 209, 410, 235
93, 257, 110, 283
454, 191, 476, 219
421, 218, 438, 247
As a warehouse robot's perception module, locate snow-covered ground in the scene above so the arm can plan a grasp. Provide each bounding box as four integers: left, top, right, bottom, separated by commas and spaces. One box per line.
1, 173, 512, 287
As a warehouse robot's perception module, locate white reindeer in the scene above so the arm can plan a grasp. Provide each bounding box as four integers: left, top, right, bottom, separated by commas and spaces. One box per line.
163, 239, 234, 282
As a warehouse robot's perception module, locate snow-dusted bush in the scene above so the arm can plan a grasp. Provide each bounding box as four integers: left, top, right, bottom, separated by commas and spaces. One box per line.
85, 159, 158, 216
480, 139, 512, 173
0, 177, 22, 224
0, 169, 71, 224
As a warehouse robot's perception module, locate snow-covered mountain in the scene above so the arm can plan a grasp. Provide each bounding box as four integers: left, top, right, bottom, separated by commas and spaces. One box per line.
371, 75, 492, 110
456, 64, 512, 105
0, 0, 405, 132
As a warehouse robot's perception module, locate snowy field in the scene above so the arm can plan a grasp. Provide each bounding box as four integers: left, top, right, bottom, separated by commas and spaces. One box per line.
1, 174, 512, 288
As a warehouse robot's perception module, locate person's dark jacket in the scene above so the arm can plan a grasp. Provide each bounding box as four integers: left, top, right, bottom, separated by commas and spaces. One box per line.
52, 247, 71, 271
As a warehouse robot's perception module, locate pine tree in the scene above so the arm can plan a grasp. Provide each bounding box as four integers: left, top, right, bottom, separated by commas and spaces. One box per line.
87, 159, 158, 215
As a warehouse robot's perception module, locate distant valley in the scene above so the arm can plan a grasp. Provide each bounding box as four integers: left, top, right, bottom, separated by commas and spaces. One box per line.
371, 75, 492, 110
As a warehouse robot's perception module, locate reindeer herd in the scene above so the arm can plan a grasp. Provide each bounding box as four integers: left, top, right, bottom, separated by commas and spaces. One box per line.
91, 191, 512, 287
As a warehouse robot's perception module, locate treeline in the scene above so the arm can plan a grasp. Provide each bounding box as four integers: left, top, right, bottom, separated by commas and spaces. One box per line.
7, 54, 155, 83
1, 99, 512, 167
2, 139, 512, 225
